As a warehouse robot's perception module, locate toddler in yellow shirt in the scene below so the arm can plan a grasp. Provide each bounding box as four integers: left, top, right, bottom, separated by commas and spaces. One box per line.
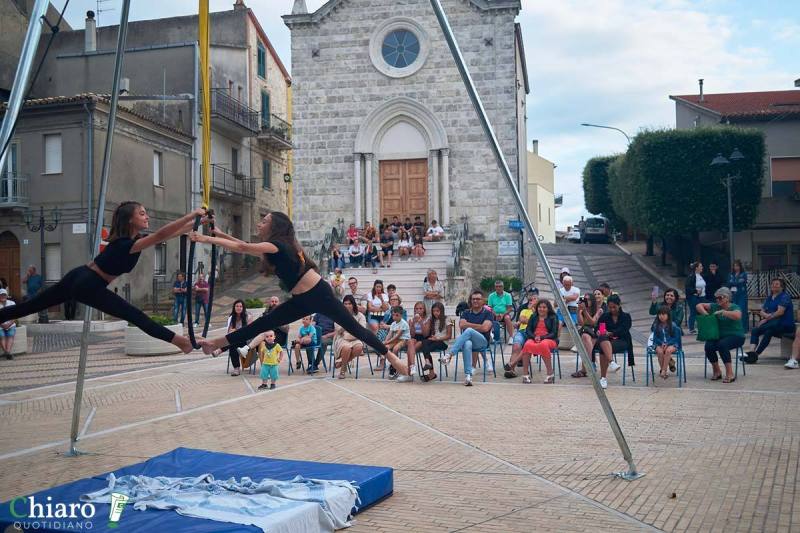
258, 330, 283, 390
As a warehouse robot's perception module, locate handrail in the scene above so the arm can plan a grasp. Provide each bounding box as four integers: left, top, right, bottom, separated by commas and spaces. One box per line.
0, 171, 29, 206
261, 113, 292, 142
310, 218, 345, 270
209, 88, 260, 132
446, 216, 469, 279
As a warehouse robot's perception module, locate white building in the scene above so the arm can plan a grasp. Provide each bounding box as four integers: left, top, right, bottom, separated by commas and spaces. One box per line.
526, 140, 557, 243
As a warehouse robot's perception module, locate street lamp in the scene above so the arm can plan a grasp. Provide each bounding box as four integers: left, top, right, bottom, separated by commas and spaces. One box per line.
580, 123, 631, 144
24, 206, 61, 323
710, 148, 744, 271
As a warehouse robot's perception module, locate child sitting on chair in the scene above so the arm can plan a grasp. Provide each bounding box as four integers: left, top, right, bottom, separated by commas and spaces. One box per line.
258, 330, 283, 390
292, 316, 317, 370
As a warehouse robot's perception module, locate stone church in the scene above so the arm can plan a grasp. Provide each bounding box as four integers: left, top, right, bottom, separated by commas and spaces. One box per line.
284, 0, 531, 283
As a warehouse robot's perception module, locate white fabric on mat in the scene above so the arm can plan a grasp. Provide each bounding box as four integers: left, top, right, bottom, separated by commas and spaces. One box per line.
81, 473, 359, 533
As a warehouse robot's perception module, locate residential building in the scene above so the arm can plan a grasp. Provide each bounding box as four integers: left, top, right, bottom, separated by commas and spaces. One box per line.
25, 1, 291, 272
526, 140, 557, 243
284, 0, 532, 284
0, 95, 192, 308
670, 86, 800, 270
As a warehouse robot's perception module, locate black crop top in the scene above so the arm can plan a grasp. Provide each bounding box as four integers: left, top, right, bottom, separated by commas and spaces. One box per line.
93, 237, 141, 276
266, 241, 314, 290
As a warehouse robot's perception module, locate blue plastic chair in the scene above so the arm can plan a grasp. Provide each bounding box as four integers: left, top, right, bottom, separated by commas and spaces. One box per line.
646, 346, 687, 387
703, 345, 745, 379
452, 347, 495, 382
576, 350, 634, 384
329, 343, 372, 379
527, 349, 562, 380
288, 325, 326, 375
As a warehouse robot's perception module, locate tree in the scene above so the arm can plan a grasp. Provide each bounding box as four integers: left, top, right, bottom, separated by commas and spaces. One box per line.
582, 154, 626, 234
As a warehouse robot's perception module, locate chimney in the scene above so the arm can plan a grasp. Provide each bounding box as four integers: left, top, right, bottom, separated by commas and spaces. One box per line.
698, 78, 704, 102
233, 0, 246, 11
292, 0, 308, 15
531, 140, 538, 154
85, 11, 97, 53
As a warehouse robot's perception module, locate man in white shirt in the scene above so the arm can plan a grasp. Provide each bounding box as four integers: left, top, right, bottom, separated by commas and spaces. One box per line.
558, 276, 581, 324
424, 220, 445, 242
0, 289, 17, 359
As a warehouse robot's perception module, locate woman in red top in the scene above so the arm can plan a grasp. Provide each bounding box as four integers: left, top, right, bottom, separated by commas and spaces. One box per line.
521, 300, 559, 383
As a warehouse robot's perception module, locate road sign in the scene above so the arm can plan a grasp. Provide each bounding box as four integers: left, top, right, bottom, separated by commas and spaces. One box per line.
508, 219, 524, 231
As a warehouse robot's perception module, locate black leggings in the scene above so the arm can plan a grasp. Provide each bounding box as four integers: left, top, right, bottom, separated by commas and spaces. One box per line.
0, 266, 176, 343
226, 279, 388, 355
750, 321, 795, 355
705, 335, 745, 364
421, 339, 448, 361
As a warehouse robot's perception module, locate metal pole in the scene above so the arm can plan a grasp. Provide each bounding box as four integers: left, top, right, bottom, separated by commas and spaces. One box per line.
0, 0, 49, 172
726, 176, 735, 270
429, 0, 642, 480
38, 207, 48, 323
68, 0, 132, 457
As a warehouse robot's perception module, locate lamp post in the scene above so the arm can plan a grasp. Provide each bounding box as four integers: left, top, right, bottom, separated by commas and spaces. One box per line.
580, 123, 631, 144
710, 148, 744, 271
24, 205, 61, 323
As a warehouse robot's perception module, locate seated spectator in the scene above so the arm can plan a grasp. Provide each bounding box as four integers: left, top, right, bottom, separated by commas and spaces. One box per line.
346, 223, 359, 243
348, 240, 363, 267
651, 306, 682, 380
313, 312, 336, 373
361, 221, 378, 243
422, 302, 452, 381
743, 278, 795, 364
557, 275, 580, 327
363, 239, 379, 272
379, 228, 394, 268
390, 216, 403, 239
592, 295, 632, 389
330, 268, 346, 298
408, 301, 431, 379
424, 220, 445, 241
225, 300, 249, 376
328, 243, 346, 272
366, 279, 390, 323
346, 277, 367, 315
685, 261, 706, 334
558, 267, 570, 288
784, 324, 800, 369
572, 289, 609, 378
377, 293, 405, 343
381, 306, 413, 382
520, 300, 559, 384
333, 295, 366, 379
0, 289, 17, 359
488, 280, 515, 344
697, 287, 744, 382
423, 269, 445, 314
649, 288, 684, 327
379, 217, 390, 234
397, 230, 413, 259
599, 282, 617, 304
413, 215, 425, 233
412, 227, 426, 260
504, 289, 539, 375
403, 217, 413, 232
291, 315, 318, 370
441, 290, 494, 386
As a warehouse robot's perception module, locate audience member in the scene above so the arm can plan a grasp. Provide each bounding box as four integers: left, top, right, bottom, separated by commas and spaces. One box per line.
313, 312, 336, 372
22, 265, 42, 301
705, 262, 723, 301
488, 280, 515, 344
413, 216, 425, 233
424, 220, 445, 241
744, 278, 795, 364
422, 270, 445, 314
441, 290, 493, 387
346, 223, 359, 243
408, 301, 431, 379
379, 228, 395, 268
256, 330, 282, 391
348, 240, 364, 267
784, 324, 800, 369
225, 299, 248, 376
0, 289, 17, 359
346, 278, 367, 315
397, 230, 413, 259
366, 280, 390, 323
598, 282, 617, 304
363, 239, 379, 272
267, 296, 289, 347
403, 217, 413, 232
330, 268, 346, 298
649, 288, 684, 327
572, 289, 609, 378
362, 221, 378, 243
651, 305, 682, 380
382, 306, 412, 382
503, 289, 538, 375
557, 275, 580, 326
390, 216, 402, 238
412, 227, 426, 260
422, 302, 451, 381
593, 295, 632, 389
379, 218, 390, 234
333, 295, 366, 379
697, 287, 744, 382
329, 243, 346, 272
727, 259, 748, 331
292, 316, 318, 370
172, 272, 188, 324
192, 272, 210, 327
685, 261, 706, 333
519, 300, 559, 384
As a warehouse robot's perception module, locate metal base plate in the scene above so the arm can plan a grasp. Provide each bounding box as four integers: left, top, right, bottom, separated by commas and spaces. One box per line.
64, 446, 92, 457
614, 470, 645, 481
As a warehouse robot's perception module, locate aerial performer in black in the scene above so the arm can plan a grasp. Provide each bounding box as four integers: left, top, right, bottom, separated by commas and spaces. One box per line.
0, 202, 208, 354
191, 211, 410, 375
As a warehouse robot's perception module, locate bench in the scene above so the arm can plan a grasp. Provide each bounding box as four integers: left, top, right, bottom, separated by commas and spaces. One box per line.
781, 324, 798, 358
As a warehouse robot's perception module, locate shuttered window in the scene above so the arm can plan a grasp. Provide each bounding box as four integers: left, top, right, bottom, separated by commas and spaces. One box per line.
262, 159, 271, 190
257, 42, 266, 79
153, 151, 163, 186
44, 134, 62, 174
45, 243, 61, 281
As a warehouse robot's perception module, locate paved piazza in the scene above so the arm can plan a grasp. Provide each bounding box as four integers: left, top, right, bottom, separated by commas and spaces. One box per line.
0, 244, 797, 532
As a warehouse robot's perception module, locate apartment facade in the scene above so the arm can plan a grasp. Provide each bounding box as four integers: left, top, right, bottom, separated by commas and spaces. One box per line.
526, 140, 557, 244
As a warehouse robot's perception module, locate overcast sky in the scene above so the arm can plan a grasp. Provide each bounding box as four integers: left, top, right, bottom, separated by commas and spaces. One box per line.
63, 0, 799, 230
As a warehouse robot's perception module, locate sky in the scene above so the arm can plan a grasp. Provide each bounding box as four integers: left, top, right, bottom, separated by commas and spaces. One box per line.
62, 0, 800, 230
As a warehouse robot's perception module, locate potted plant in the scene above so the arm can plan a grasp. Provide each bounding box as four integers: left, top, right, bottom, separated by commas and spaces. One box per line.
243, 298, 267, 320
125, 314, 184, 356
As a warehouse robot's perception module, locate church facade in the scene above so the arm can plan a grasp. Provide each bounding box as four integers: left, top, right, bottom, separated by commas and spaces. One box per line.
284, 0, 530, 281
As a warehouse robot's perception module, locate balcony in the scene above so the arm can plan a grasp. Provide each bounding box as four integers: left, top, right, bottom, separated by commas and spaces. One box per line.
257, 114, 292, 150
0, 172, 29, 209
209, 89, 260, 137
210, 164, 256, 201
554, 193, 563, 207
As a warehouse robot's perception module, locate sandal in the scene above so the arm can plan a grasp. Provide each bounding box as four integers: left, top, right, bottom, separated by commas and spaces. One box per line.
504, 370, 518, 379
723, 376, 736, 383
571, 369, 587, 378
334, 358, 343, 369
338, 370, 346, 379
710, 374, 723, 381
422, 363, 433, 371
522, 376, 531, 384
544, 374, 555, 384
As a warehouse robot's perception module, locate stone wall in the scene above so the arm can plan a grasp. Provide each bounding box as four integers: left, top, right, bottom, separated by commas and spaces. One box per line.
287, 0, 524, 281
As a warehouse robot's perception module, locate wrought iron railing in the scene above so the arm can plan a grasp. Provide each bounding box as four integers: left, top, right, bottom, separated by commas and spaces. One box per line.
446, 216, 469, 279
210, 164, 256, 200
748, 268, 800, 298
0, 172, 29, 207
260, 113, 292, 144
209, 89, 260, 133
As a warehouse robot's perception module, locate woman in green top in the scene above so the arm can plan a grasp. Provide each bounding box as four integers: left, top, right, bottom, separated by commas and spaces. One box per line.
697, 287, 744, 383
649, 288, 684, 327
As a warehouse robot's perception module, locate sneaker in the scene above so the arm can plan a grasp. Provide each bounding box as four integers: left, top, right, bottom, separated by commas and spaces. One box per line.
570, 345, 578, 353
522, 375, 531, 384
785, 359, 799, 369
507, 337, 514, 345
409, 365, 417, 377
237, 346, 250, 357
741, 351, 758, 364
388, 373, 398, 380
609, 361, 621, 373
668, 357, 676, 373
397, 374, 413, 382
257, 384, 268, 390
464, 374, 473, 386
599, 377, 608, 389
270, 383, 276, 390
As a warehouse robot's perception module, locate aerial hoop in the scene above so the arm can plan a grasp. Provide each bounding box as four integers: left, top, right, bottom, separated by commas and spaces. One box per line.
185, 212, 216, 349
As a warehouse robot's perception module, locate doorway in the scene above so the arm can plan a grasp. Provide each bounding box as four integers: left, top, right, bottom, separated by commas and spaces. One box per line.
379, 159, 428, 224
0, 232, 21, 299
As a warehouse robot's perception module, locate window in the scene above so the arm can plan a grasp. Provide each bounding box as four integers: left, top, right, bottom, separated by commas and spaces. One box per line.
771, 157, 800, 198
260, 91, 270, 128
154, 243, 167, 276
231, 148, 239, 175
262, 159, 271, 190
538, 203, 542, 222
548, 208, 551, 226
2, 142, 18, 177
2, 142, 18, 201
153, 151, 163, 186
44, 133, 62, 174
257, 42, 266, 79
45, 243, 61, 281
382, 29, 420, 68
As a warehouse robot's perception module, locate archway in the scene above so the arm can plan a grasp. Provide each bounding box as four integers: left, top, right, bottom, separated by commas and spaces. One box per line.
0, 231, 21, 299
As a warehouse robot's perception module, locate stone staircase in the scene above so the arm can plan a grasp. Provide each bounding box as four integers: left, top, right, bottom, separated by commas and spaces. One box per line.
340, 240, 453, 310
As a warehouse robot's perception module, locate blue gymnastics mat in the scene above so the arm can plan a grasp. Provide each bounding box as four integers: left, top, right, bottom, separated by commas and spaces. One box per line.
0, 447, 393, 532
